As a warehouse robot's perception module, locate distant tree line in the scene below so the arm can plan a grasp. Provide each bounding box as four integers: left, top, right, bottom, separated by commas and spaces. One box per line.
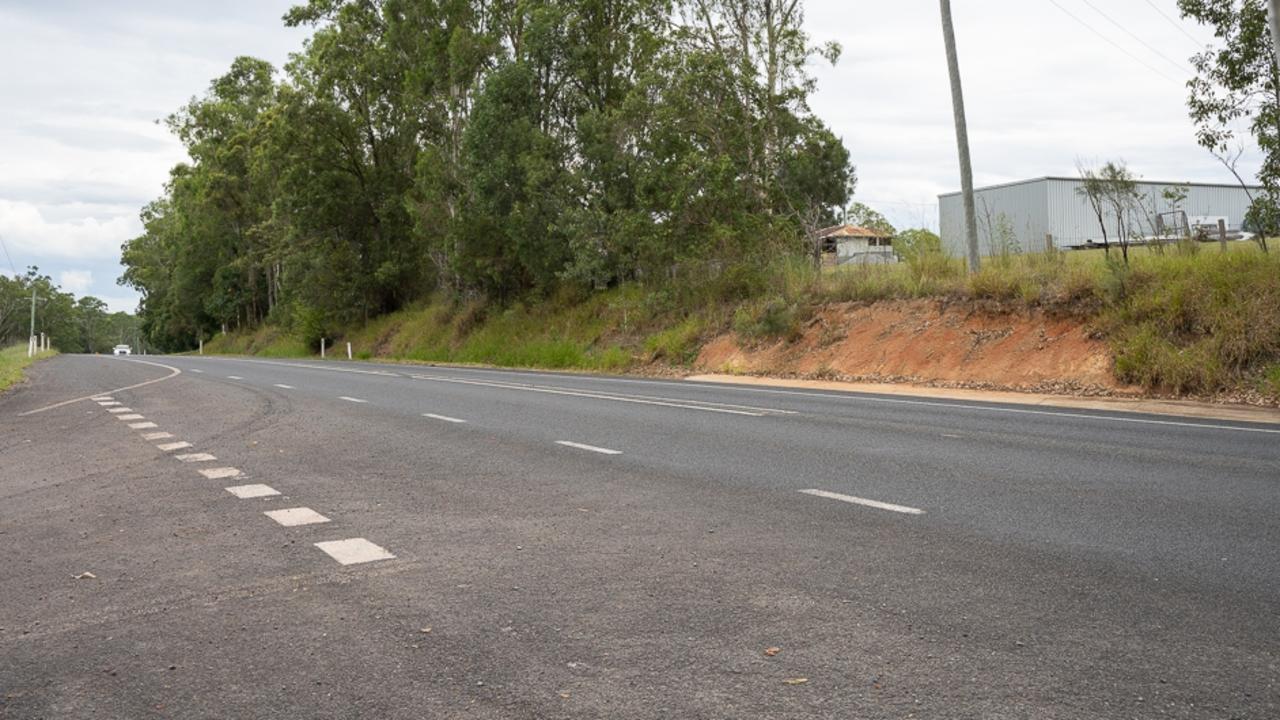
121, 0, 856, 351
0, 270, 140, 353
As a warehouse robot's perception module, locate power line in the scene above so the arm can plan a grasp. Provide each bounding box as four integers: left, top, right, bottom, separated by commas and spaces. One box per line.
1077, 0, 1195, 75
1141, 0, 1209, 50
1045, 0, 1186, 85
0, 234, 19, 279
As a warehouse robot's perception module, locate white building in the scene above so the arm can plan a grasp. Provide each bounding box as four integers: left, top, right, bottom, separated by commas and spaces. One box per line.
816, 224, 897, 265
938, 176, 1261, 255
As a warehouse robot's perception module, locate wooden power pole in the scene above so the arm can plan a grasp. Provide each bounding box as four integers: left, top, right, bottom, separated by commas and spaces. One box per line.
940, 0, 981, 273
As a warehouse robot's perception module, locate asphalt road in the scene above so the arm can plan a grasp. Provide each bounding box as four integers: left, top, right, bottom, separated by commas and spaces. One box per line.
1, 354, 1277, 718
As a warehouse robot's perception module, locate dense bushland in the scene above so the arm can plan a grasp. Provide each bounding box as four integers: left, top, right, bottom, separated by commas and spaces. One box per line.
123, 0, 854, 351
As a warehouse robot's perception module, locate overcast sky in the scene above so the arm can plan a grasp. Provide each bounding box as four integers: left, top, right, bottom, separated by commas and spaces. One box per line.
0, 0, 1252, 312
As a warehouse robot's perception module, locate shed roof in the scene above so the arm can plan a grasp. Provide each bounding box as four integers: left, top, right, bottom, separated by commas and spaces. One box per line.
816, 224, 892, 239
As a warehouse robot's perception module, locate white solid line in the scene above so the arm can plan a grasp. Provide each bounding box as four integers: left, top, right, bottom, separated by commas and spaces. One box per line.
799, 489, 925, 515
273, 384, 295, 389
422, 413, 467, 423
411, 374, 769, 416
264, 507, 330, 527
106, 407, 132, 414
128, 421, 158, 429
556, 440, 622, 455
19, 358, 181, 417
116, 413, 145, 421
142, 432, 174, 440
689, 383, 1280, 435
227, 376, 243, 380
199, 467, 243, 480
338, 396, 367, 403
314, 538, 395, 565
225, 484, 279, 499
175, 452, 217, 463
156, 441, 193, 452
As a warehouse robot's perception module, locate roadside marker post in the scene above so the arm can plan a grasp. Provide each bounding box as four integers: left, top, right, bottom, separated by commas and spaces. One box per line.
321, 338, 326, 359
347, 342, 352, 360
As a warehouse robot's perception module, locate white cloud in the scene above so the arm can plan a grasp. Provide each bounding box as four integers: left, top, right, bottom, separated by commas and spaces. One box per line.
58, 269, 93, 296
0, 199, 137, 262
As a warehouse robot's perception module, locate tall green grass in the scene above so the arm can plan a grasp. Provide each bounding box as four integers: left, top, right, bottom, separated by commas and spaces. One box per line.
205, 242, 1280, 401
0, 343, 57, 393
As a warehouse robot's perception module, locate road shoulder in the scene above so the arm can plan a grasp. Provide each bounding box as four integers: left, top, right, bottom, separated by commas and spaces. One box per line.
685, 373, 1280, 425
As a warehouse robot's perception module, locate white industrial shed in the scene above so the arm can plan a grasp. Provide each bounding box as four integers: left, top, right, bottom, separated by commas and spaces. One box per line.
938, 177, 1261, 255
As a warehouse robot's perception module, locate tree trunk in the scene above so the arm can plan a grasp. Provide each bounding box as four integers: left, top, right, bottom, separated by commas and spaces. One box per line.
940, 0, 980, 273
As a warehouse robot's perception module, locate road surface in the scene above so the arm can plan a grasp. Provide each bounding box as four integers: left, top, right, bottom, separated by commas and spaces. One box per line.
1, 354, 1277, 718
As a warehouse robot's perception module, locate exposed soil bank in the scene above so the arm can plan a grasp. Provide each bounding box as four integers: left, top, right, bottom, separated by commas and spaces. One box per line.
696, 299, 1128, 396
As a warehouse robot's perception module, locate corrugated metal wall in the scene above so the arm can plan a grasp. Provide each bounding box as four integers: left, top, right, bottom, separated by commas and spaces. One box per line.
939, 177, 1260, 255
939, 179, 1048, 256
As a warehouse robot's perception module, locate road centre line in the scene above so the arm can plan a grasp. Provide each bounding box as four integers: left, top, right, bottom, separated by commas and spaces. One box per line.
422, 413, 467, 423
156, 441, 193, 451
799, 489, 925, 515
556, 440, 623, 455
338, 396, 367, 403
410, 374, 772, 417
19, 358, 181, 417
128, 421, 158, 429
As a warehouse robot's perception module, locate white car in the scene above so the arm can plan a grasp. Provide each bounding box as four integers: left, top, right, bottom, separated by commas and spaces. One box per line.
113, 344, 132, 356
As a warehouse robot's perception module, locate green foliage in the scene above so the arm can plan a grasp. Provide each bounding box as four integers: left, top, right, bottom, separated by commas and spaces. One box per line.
1106, 248, 1280, 397
843, 202, 895, 235
122, 0, 855, 351
733, 296, 804, 342
0, 269, 138, 353
1178, 0, 1274, 251
0, 343, 57, 393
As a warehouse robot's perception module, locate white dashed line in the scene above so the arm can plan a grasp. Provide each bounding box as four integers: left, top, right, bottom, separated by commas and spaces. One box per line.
91, 396, 114, 402
116, 414, 145, 421
265, 507, 331, 527
227, 376, 243, 380
98, 401, 122, 407
156, 441, 193, 452
273, 384, 295, 389
338, 396, 367, 403
175, 452, 217, 463
555, 440, 622, 455
128, 422, 158, 429
314, 538, 395, 565
422, 413, 467, 423
199, 467, 243, 480
106, 408, 132, 414
190, 369, 204, 373
225, 484, 279, 499
799, 489, 925, 515
142, 432, 174, 440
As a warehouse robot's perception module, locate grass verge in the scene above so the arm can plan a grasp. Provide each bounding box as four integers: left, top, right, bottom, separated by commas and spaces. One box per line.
0, 344, 57, 393
203, 242, 1280, 402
